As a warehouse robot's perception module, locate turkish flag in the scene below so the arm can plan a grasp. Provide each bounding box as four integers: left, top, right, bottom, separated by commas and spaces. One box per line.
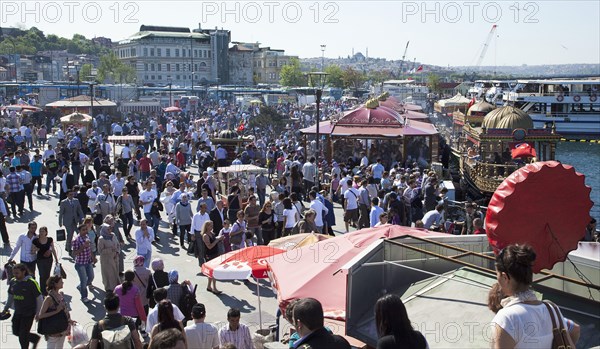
237, 122, 245, 132
416, 65, 423, 72
511, 143, 537, 159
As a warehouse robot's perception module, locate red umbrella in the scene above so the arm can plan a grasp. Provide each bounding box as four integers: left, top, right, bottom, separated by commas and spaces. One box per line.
202, 246, 285, 330
486, 161, 593, 273
511, 143, 537, 159
202, 245, 284, 280
163, 106, 182, 113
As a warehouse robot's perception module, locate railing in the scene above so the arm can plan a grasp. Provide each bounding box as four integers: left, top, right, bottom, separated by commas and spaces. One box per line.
462, 156, 519, 193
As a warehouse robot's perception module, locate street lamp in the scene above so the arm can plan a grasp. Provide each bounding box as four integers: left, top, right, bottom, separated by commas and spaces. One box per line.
307, 71, 328, 190
89, 81, 96, 117
320, 44, 326, 71
74, 62, 81, 95
167, 75, 173, 106
190, 35, 194, 95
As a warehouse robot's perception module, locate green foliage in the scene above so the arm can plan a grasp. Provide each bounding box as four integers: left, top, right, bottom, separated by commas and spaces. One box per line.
0, 27, 110, 55
79, 64, 94, 81
427, 73, 441, 93
279, 57, 307, 87
325, 65, 344, 88
342, 67, 366, 90
248, 105, 287, 134
97, 52, 135, 83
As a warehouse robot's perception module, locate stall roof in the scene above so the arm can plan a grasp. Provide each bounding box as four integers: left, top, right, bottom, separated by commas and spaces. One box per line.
298, 121, 335, 135
331, 125, 404, 137
217, 164, 267, 174
46, 95, 117, 108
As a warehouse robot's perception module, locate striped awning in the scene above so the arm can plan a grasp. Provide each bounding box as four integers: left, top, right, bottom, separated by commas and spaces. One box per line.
107, 135, 145, 144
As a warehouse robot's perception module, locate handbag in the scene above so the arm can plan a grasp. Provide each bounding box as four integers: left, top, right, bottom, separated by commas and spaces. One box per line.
56, 229, 66, 241
93, 213, 103, 225
54, 263, 67, 279
37, 294, 69, 335
543, 300, 576, 349
229, 222, 244, 245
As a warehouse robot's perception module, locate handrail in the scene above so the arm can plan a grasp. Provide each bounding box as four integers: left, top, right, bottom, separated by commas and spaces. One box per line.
386, 236, 600, 291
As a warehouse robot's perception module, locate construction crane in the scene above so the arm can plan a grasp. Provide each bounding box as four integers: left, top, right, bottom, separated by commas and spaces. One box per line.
399, 41, 410, 74
475, 24, 497, 69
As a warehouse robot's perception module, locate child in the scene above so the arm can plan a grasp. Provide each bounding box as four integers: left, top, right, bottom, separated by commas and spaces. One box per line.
218, 219, 232, 253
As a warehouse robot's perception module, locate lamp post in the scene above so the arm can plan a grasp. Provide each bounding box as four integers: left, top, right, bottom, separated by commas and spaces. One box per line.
307, 71, 328, 190
74, 62, 81, 95
167, 75, 173, 106
88, 79, 97, 117
320, 44, 326, 71
190, 35, 194, 95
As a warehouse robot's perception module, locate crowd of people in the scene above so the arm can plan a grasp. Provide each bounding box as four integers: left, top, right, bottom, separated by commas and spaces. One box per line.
0, 93, 591, 349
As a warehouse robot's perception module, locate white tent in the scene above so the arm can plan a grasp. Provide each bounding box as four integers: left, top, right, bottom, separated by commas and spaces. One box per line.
437, 93, 471, 107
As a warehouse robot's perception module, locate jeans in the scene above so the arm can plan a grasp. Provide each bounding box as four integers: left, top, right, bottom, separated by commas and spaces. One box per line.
257, 188, 266, 207
74, 263, 94, 299
71, 165, 81, 185
36, 257, 53, 296
32, 176, 42, 195
144, 212, 154, 228
139, 250, 152, 268
122, 211, 134, 237
178, 224, 190, 247
45, 173, 57, 192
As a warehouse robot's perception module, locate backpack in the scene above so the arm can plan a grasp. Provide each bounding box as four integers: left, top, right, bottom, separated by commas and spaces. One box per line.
99, 317, 132, 349
179, 284, 198, 321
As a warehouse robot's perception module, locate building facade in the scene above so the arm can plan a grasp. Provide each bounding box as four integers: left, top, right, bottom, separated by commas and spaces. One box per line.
116, 25, 212, 87
228, 43, 257, 86
253, 47, 296, 85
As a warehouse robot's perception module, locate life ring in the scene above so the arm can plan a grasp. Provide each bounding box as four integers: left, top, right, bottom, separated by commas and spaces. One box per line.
556, 95, 564, 102
573, 95, 581, 102
591, 94, 598, 102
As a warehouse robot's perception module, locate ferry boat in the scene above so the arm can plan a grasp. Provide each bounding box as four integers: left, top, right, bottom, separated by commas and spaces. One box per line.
468, 80, 515, 106
382, 79, 429, 110
504, 79, 600, 139
440, 101, 561, 199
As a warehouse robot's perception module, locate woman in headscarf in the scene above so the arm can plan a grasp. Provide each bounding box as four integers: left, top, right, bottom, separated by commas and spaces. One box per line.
131, 255, 152, 316
97, 223, 121, 291
146, 258, 169, 309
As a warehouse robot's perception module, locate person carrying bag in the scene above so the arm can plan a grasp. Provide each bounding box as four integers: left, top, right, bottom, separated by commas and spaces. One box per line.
37, 275, 72, 349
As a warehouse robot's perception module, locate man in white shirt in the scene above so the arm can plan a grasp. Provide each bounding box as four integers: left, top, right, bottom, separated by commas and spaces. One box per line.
42, 145, 55, 161
110, 171, 126, 197
86, 181, 101, 213
146, 288, 185, 333
139, 181, 157, 224
8, 221, 38, 274
308, 191, 327, 234
185, 303, 220, 349
343, 180, 360, 233
218, 308, 253, 349
191, 203, 210, 257
369, 197, 384, 228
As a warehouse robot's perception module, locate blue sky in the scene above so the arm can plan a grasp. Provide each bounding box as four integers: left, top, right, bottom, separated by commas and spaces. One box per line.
3, 0, 599, 66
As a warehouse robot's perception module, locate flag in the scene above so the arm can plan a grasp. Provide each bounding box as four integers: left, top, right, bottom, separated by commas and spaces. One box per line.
237, 121, 245, 132
468, 97, 476, 109
416, 65, 423, 73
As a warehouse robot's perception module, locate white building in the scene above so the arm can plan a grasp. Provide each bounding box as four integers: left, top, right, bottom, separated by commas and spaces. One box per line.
115, 25, 212, 87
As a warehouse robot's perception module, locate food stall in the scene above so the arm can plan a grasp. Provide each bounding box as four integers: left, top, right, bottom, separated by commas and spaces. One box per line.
217, 164, 268, 206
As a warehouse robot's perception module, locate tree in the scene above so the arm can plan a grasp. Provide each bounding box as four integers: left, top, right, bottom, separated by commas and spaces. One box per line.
247, 105, 287, 135
97, 51, 135, 83
342, 67, 366, 91
427, 73, 441, 94
279, 57, 307, 87
79, 63, 94, 82
324, 65, 344, 88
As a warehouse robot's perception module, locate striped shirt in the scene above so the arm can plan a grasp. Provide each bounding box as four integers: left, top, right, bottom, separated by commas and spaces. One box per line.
219, 323, 253, 349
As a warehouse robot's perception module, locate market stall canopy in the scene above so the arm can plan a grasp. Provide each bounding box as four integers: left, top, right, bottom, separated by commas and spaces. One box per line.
60, 112, 93, 124
107, 135, 145, 144
216, 164, 267, 174
1, 104, 42, 112
163, 106, 182, 113
403, 110, 429, 120
335, 101, 404, 127
298, 121, 335, 135
403, 119, 439, 135
403, 103, 424, 111
202, 246, 284, 280
267, 225, 445, 321
46, 95, 117, 108
437, 93, 471, 107
486, 161, 593, 273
